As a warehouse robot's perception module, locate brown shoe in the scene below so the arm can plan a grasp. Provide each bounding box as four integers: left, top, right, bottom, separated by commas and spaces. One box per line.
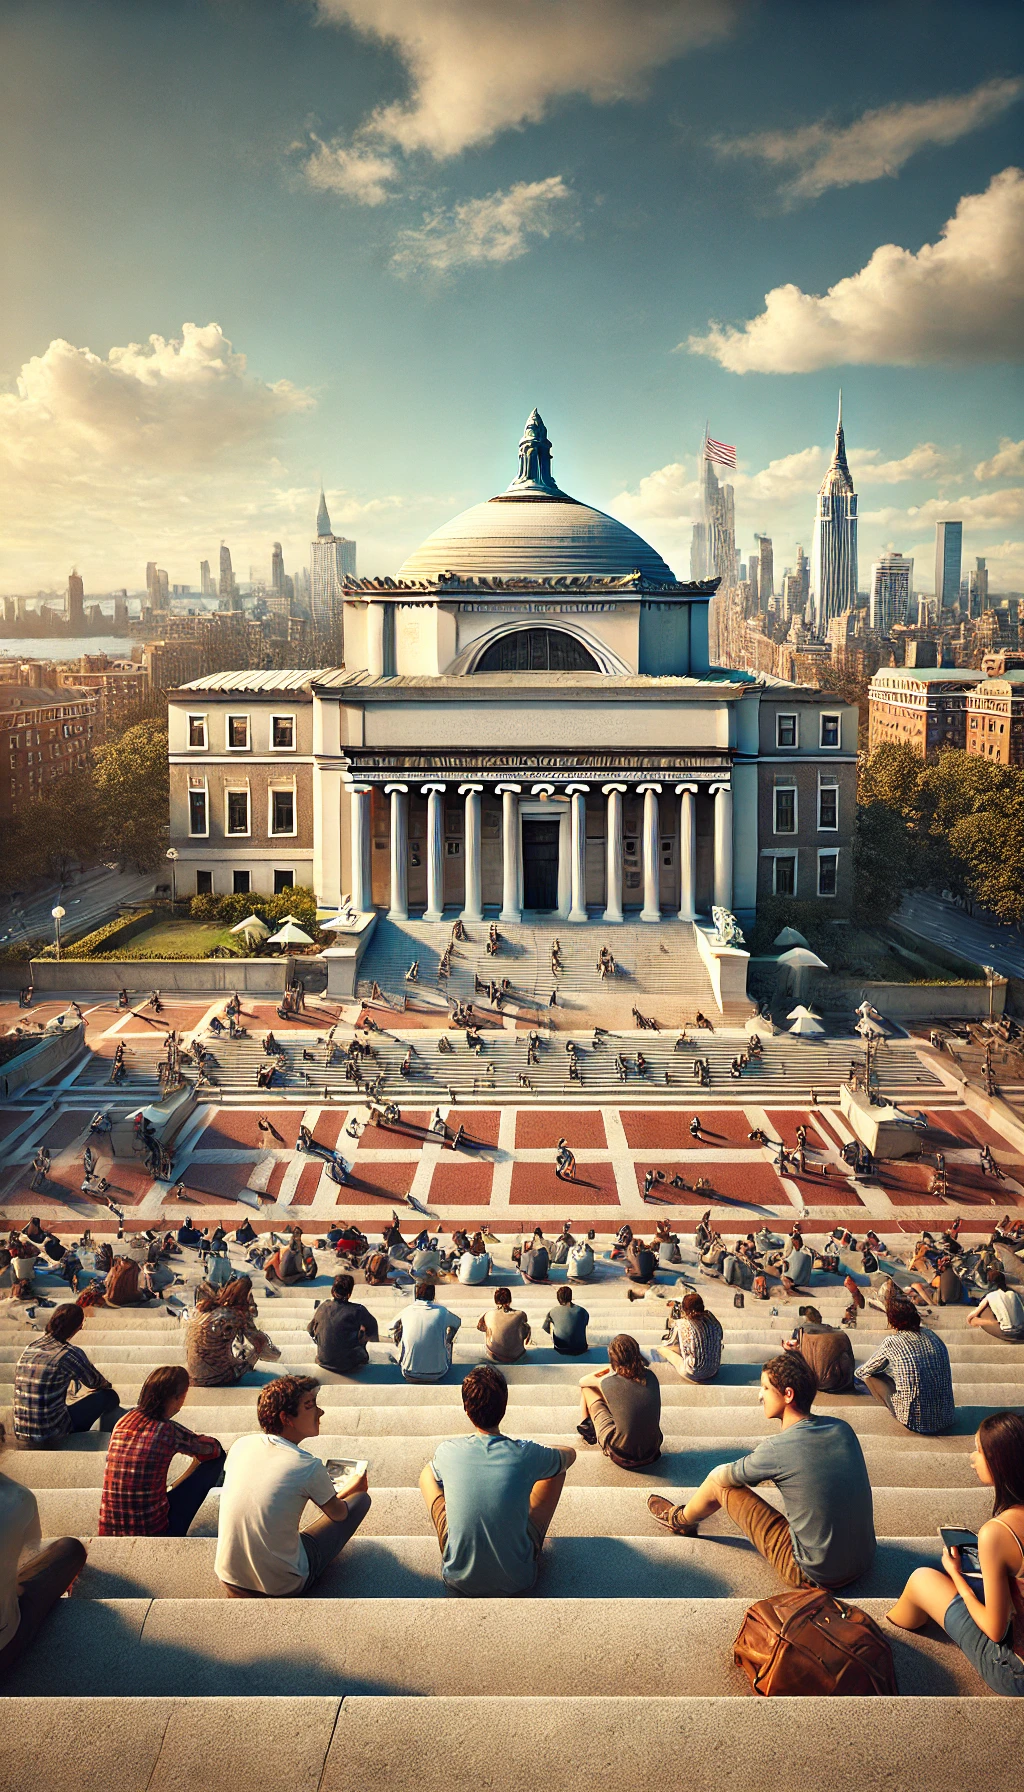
844, 1274, 865, 1310
647, 1494, 698, 1536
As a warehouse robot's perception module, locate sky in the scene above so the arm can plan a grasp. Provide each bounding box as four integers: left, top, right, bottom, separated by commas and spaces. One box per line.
0, 0, 1022, 597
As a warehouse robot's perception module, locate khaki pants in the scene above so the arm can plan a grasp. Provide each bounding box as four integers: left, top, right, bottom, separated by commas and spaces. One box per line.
719, 1485, 817, 1590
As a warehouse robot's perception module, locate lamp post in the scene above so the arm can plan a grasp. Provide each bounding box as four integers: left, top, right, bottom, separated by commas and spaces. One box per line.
51, 905, 65, 961
166, 847, 179, 911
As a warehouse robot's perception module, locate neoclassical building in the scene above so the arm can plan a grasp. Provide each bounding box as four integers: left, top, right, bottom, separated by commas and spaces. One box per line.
168, 413, 857, 924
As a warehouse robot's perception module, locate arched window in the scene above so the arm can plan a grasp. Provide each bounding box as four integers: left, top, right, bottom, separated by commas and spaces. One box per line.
475, 628, 600, 673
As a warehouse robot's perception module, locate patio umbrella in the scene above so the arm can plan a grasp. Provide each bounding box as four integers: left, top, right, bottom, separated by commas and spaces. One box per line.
856, 1016, 888, 1038
230, 915, 270, 938
773, 926, 810, 950
787, 1004, 821, 1021
789, 1011, 825, 1037
776, 944, 828, 1002
266, 920, 314, 947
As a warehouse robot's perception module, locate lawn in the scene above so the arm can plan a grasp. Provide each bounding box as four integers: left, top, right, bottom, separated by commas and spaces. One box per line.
101, 918, 243, 958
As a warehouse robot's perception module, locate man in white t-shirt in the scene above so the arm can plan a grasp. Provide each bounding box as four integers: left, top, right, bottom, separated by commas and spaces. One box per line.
457, 1249, 490, 1285
390, 1283, 462, 1382
567, 1241, 595, 1282
214, 1375, 370, 1597
968, 1271, 1024, 1342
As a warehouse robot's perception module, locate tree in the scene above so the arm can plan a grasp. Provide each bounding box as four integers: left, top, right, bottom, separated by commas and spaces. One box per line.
22, 771, 100, 882
948, 794, 1024, 927
93, 718, 169, 870
853, 800, 916, 923
858, 741, 924, 819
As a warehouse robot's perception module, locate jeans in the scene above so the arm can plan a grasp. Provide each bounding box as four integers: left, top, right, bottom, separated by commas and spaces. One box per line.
0, 1537, 87, 1678
164, 1449, 226, 1537
221, 1491, 371, 1596
20, 1387, 124, 1445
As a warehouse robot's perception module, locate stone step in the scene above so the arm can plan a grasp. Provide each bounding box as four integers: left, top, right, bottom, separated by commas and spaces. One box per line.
28, 1483, 993, 1540
6, 1696, 1017, 1792
66, 1533, 949, 1603
1, 1596, 995, 1701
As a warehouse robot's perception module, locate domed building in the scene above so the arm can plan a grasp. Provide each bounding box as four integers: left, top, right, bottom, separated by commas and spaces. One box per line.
168, 412, 856, 989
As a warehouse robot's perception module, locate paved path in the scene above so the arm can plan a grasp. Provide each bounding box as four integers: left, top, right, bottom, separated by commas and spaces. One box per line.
899, 892, 1024, 982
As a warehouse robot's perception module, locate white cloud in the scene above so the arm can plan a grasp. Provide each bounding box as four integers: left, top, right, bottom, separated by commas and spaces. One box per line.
862, 488, 1024, 530
976, 437, 1024, 480
716, 77, 1023, 201
855, 444, 953, 484
687, 167, 1024, 371
303, 137, 398, 206
312, 0, 740, 161
390, 175, 575, 273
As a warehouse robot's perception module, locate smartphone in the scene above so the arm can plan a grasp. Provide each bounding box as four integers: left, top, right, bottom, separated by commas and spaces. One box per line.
939, 1528, 984, 1594
326, 1457, 368, 1488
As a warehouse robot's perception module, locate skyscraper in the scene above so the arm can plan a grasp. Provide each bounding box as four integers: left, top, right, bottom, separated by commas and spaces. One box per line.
271, 542, 285, 595
310, 488, 356, 650
692, 456, 736, 660
66, 570, 84, 630
219, 543, 236, 604
934, 521, 963, 611
968, 556, 989, 615
869, 551, 914, 636
200, 559, 214, 597
812, 393, 858, 635
756, 535, 774, 609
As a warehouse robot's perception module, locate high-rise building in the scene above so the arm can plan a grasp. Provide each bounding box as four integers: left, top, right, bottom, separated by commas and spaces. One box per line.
146, 561, 159, 606
310, 489, 356, 647
869, 551, 914, 636
271, 542, 285, 595
219, 543, 237, 605
66, 570, 84, 630
968, 556, 989, 615
934, 521, 962, 611
793, 545, 810, 610
756, 535, 774, 609
812, 393, 858, 635
200, 559, 214, 597
157, 569, 169, 608
691, 456, 736, 660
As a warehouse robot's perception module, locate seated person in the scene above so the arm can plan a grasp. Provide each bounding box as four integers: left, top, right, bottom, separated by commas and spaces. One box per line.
410, 1243, 444, 1280
855, 1296, 956, 1434
215, 1376, 370, 1597
931, 1257, 966, 1306
176, 1219, 202, 1251
886, 1409, 1024, 1695
578, 1335, 662, 1470
457, 1246, 491, 1285
969, 1271, 1024, 1342
519, 1240, 550, 1283
0, 1421, 87, 1677
186, 1293, 277, 1388
13, 1305, 120, 1443
477, 1288, 531, 1364
99, 1366, 224, 1536
391, 1284, 462, 1383
265, 1232, 316, 1285
102, 1256, 153, 1307
418, 1364, 574, 1597
647, 1352, 876, 1589
654, 1291, 723, 1384
625, 1238, 657, 1285
699, 1234, 727, 1279
784, 1307, 857, 1394
234, 1218, 257, 1247
542, 1287, 589, 1357
778, 1242, 813, 1297
567, 1239, 595, 1282
307, 1274, 380, 1374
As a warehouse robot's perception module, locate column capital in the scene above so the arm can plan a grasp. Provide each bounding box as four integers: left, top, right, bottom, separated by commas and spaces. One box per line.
602, 782, 628, 796
564, 782, 590, 795
531, 782, 557, 797
458, 782, 484, 795
636, 781, 663, 795
710, 780, 732, 795
348, 782, 373, 795
384, 782, 409, 795
674, 782, 699, 796
495, 782, 522, 794
420, 782, 446, 795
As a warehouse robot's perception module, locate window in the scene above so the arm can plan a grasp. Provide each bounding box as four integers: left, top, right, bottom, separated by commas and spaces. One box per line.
818, 781, 838, 830
774, 786, 796, 834
818, 851, 839, 898
226, 789, 250, 835
187, 714, 207, 749
273, 870, 293, 895
271, 714, 295, 750
227, 714, 249, 750
188, 788, 208, 837
232, 869, 250, 895
820, 713, 840, 748
773, 854, 797, 896
271, 788, 295, 835
475, 628, 600, 673
195, 870, 213, 896
776, 713, 797, 748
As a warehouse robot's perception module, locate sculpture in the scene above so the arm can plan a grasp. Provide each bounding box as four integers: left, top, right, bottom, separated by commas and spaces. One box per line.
505, 409, 563, 497
711, 906, 745, 948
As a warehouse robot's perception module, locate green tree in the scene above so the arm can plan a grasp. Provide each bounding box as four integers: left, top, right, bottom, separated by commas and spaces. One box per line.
93, 718, 169, 870
858, 741, 924, 819
22, 771, 100, 882
853, 800, 916, 923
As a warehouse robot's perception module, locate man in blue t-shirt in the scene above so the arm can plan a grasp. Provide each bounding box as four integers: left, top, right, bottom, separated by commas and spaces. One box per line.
419, 1365, 575, 1596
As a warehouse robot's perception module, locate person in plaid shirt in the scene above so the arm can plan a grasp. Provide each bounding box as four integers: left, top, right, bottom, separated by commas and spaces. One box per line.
99, 1366, 225, 1536
13, 1305, 120, 1444
855, 1295, 956, 1433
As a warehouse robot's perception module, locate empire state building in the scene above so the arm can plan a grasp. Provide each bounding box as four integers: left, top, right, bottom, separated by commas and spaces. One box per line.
812, 394, 858, 635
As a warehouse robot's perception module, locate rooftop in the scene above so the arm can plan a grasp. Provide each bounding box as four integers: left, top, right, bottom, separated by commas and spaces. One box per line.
173, 670, 320, 694
869, 666, 984, 684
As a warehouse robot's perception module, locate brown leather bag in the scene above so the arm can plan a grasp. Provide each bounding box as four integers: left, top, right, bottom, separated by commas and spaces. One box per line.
734, 1589, 897, 1696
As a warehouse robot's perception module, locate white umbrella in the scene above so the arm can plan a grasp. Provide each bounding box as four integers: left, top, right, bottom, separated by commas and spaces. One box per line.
266, 921, 313, 947
774, 926, 810, 949
789, 1012, 825, 1037
776, 947, 828, 971
277, 914, 302, 926
230, 914, 270, 938
856, 1016, 887, 1038
787, 1004, 822, 1021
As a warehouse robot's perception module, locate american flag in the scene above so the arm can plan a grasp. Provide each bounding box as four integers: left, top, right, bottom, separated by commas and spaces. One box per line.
704, 434, 736, 470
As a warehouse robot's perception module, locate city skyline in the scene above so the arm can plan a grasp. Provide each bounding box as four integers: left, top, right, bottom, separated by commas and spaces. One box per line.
0, 0, 1021, 594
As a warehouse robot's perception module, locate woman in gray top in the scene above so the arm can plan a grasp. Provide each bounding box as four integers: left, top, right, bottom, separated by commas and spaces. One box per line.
578, 1335, 662, 1469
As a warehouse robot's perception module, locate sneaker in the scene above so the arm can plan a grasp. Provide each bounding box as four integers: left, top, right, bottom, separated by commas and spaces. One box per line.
647, 1495, 698, 1536
576, 1417, 598, 1445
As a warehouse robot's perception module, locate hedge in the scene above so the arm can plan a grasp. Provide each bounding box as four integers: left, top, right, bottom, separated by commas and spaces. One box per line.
54, 909, 157, 961
189, 886, 320, 932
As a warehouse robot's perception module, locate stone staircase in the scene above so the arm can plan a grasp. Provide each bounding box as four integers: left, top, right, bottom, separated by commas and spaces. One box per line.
2, 1233, 1022, 1787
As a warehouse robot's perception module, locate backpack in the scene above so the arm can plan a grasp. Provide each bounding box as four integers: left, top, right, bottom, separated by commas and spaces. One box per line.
753, 1274, 769, 1300
363, 1252, 389, 1284
734, 1590, 897, 1697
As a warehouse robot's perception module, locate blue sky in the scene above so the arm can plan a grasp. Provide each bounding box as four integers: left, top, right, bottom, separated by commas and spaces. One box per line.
0, 0, 1021, 594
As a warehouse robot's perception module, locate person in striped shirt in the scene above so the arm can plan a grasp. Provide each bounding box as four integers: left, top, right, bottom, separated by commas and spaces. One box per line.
99, 1367, 225, 1536
653, 1290, 723, 1384
855, 1295, 955, 1433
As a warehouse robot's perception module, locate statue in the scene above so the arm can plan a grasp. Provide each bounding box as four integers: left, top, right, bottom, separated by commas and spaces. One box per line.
711, 906, 745, 948
505, 409, 562, 496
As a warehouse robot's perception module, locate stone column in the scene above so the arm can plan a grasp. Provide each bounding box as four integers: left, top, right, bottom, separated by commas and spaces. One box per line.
422, 783, 445, 922
602, 783, 626, 924
637, 782, 662, 922
459, 783, 484, 922
366, 603, 385, 678
349, 784, 372, 915
496, 784, 522, 922
675, 783, 698, 922
385, 783, 408, 921
712, 782, 734, 911
565, 784, 589, 922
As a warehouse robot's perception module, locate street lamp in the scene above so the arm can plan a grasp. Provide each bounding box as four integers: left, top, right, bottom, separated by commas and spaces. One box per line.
166, 848, 179, 910
51, 905, 66, 960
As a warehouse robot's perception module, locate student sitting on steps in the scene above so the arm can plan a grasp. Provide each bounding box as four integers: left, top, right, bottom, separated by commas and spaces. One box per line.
647, 1351, 876, 1590
99, 1366, 225, 1537
855, 1294, 956, 1434
477, 1287, 531, 1364
307, 1274, 380, 1374
652, 1290, 723, 1384
390, 1282, 462, 1383
578, 1334, 663, 1471
542, 1286, 590, 1357
969, 1270, 1024, 1343
0, 1421, 86, 1679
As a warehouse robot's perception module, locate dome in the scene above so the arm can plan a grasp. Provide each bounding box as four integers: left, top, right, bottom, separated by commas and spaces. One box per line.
397, 410, 676, 583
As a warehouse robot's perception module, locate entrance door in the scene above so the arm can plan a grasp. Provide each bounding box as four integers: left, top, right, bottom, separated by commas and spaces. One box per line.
522, 819, 560, 911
